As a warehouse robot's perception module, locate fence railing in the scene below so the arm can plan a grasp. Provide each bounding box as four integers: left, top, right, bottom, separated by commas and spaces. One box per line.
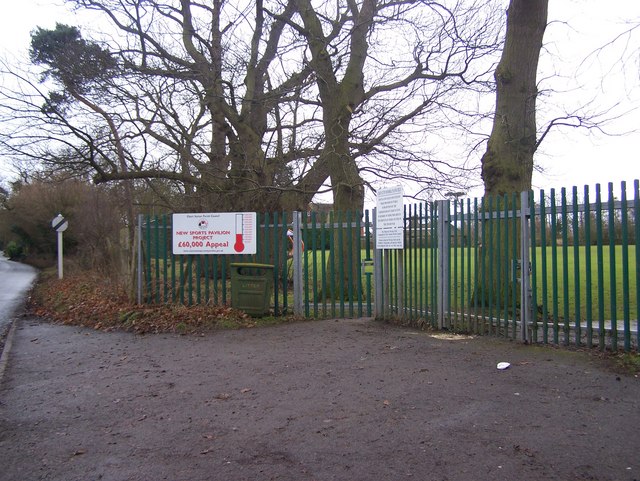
137, 211, 374, 317
138, 180, 638, 352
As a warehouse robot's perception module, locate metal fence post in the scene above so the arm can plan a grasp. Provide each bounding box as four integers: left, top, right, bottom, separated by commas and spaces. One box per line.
437, 200, 450, 329
373, 208, 384, 319
292, 211, 304, 316
137, 213, 143, 305
398, 249, 404, 319
383, 250, 390, 319
520, 191, 532, 342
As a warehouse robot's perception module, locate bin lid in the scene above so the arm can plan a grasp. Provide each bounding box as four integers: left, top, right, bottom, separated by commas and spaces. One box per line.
230, 262, 274, 269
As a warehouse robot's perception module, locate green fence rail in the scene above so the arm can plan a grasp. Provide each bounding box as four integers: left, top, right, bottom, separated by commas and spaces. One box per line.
138, 180, 638, 352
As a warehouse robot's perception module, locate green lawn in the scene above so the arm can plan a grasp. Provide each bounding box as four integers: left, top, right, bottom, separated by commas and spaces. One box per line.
146, 244, 638, 324
298, 245, 638, 323
394, 245, 638, 323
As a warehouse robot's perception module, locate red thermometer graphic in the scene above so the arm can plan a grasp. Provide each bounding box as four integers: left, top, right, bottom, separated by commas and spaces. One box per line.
234, 214, 245, 252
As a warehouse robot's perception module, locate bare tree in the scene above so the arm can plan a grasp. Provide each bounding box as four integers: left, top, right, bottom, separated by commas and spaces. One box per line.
85, 0, 329, 212
287, 0, 504, 211
2, 0, 506, 214
275, 0, 502, 298
474, 0, 547, 312
480, 0, 548, 195
2, 1, 320, 213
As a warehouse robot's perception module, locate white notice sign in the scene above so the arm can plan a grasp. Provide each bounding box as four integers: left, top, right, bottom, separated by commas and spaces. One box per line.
376, 185, 404, 249
172, 212, 257, 254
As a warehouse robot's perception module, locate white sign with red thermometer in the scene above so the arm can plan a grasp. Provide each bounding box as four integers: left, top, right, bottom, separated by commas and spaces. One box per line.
172, 212, 257, 255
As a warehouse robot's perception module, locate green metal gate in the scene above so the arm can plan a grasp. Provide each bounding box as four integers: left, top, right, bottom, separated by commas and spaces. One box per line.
376, 180, 638, 352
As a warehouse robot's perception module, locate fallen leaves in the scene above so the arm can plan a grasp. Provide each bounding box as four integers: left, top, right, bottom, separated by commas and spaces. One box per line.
28, 273, 263, 334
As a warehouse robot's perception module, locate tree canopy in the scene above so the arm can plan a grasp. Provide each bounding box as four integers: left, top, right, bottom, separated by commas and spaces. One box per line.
1, 0, 505, 213
1, 0, 636, 214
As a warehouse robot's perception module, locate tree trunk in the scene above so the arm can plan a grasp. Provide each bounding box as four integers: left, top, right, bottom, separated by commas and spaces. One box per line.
477, 0, 548, 314
321, 106, 365, 301
481, 0, 548, 196
292, 0, 373, 299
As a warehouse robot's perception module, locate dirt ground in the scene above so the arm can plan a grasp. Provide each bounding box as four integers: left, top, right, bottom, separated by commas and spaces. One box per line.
1, 316, 638, 481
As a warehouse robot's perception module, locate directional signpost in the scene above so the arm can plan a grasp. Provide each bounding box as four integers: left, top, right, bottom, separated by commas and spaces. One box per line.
51, 214, 68, 279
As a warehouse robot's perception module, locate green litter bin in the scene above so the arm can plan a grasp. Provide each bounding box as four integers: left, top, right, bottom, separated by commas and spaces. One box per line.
230, 263, 274, 317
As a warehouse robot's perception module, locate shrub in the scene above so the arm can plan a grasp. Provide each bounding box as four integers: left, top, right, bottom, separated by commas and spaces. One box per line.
5, 240, 24, 260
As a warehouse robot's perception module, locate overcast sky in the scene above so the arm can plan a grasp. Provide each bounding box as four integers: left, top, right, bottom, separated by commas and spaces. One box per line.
1, 0, 638, 201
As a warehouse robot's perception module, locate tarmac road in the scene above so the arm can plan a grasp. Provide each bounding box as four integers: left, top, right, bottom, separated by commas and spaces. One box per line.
0, 254, 37, 340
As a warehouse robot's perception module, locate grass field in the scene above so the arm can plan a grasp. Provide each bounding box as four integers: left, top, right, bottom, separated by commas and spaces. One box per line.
385, 245, 638, 323
145, 244, 637, 325
298, 244, 638, 323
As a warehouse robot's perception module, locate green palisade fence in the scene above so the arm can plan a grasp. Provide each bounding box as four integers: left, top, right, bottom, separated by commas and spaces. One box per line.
138, 180, 638, 352
380, 181, 637, 351
139, 211, 373, 319
140, 213, 293, 315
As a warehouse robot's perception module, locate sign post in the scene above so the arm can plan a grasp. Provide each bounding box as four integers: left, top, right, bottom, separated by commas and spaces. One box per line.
51, 214, 68, 279
375, 185, 404, 319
